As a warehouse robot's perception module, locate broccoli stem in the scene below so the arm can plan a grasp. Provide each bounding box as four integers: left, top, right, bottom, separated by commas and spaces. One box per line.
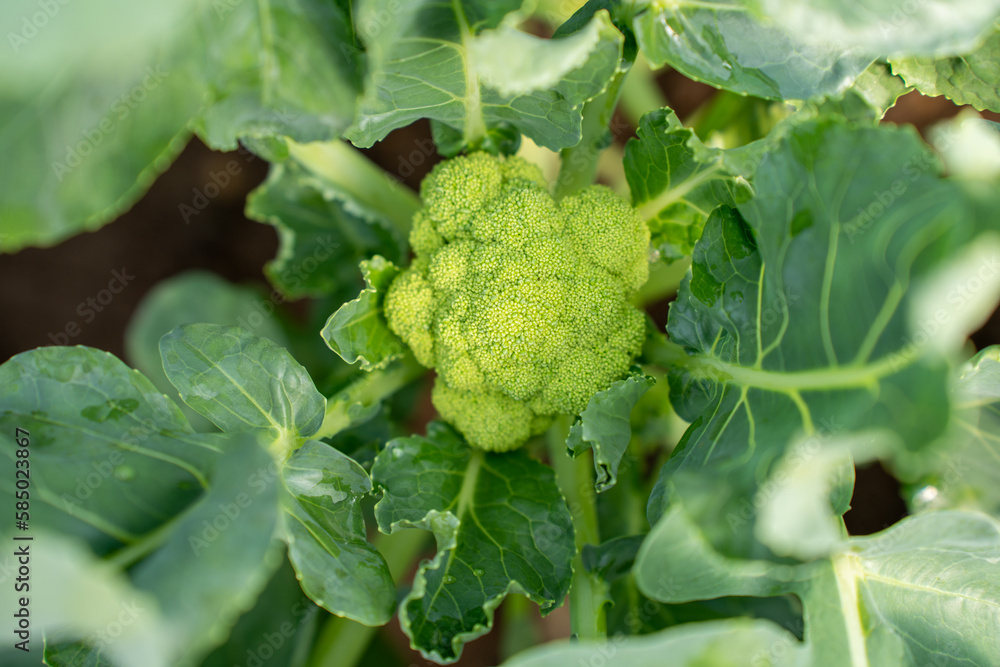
616, 53, 669, 126
555, 64, 632, 200
314, 353, 426, 440
307, 529, 429, 667
286, 139, 422, 239
547, 420, 609, 640
637, 256, 692, 306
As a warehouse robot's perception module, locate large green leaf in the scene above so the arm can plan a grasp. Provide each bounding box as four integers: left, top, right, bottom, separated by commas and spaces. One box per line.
347, 1, 623, 152
0, 0, 366, 254
193, 0, 361, 150
623, 108, 753, 261
371, 422, 575, 663
125, 270, 290, 432
808, 62, 910, 123
753, 432, 869, 561
20, 532, 172, 667
502, 618, 807, 666
0, 346, 221, 554
280, 439, 395, 625
648, 119, 991, 558
31, 434, 281, 667
246, 141, 412, 302
321, 256, 405, 371
0, 0, 202, 253
904, 346, 1000, 517
567, 372, 655, 492
159, 324, 325, 441
198, 557, 317, 667
756, 0, 1000, 56
891, 25, 1000, 114
636, 116, 1000, 665
635, 509, 1000, 666
633, 2, 873, 101
129, 434, 283, 666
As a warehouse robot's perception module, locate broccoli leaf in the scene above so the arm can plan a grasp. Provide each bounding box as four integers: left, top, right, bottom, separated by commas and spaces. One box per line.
624, 109, 752, 261
125, 271, 290, 432
567, 373, 655, 492
246, 141, 414, 302
129, 434, 283, 666
347, 2, 623, 152
193, 0, 361, 150
647, 119, 993, 560
901, 346, 1000, 518
0, 0, 364, 254
808, 61, 910, 122
634, 510, 1000, 665
891, 25, 1000, 114
0, 0, 203, 254
198, 558, 317, 667
321, 256, 406, 371
752, 432, 875, 561
280, 440, 395, 626
32, 435, 283, 667
371, 422, 574, 663
500, 618, 806, 666
581, 534, 647, 583
632, 2, 873, 101
757, 0, 1000, 56
159, 324, 325, 442
0, 346, 222, 555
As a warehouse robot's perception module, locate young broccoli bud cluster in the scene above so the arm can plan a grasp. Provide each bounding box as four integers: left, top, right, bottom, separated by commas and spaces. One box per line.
385, 152, 650, 451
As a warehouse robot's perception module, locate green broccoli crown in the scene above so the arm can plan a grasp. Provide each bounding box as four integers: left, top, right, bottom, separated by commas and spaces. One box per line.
384, 152, 650, 452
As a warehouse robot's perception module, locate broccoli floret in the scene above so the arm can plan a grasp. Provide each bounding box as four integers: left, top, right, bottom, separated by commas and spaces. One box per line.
384, 152, 650, 452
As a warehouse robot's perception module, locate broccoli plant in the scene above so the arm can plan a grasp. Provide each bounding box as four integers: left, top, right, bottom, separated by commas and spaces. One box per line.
2, 1, 1000, 666
380, 152, 650, 452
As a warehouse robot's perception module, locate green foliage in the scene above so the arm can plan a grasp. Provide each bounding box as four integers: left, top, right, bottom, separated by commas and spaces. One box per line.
624, 108, 752, 261
280, 440, 395, 625
160, 324, 325, 441
347, 1, 622, 152
633, 1, 874, 101
634, 510, 1000, 664
567, 371, 655, 492
891, 24, 1000, 114
0, 346, 221, 553
321, 256, 405, 370
4, 1, 1000, 666
246, 140, 415, 302
371, 422, 575, 662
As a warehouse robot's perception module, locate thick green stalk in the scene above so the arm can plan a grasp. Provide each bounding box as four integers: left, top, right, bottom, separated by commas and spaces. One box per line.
499, 594, 541, 661
637, 256, 692, 306
286, 139, 422, 238
307, 529, 428, 667
546, 422, 609, 640
555, 65, 631, 200
617, 53, 669, 125
315, 354, 425, 440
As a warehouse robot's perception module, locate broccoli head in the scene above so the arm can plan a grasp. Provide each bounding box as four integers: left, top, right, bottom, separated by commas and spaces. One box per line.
384, 152, 650, 452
